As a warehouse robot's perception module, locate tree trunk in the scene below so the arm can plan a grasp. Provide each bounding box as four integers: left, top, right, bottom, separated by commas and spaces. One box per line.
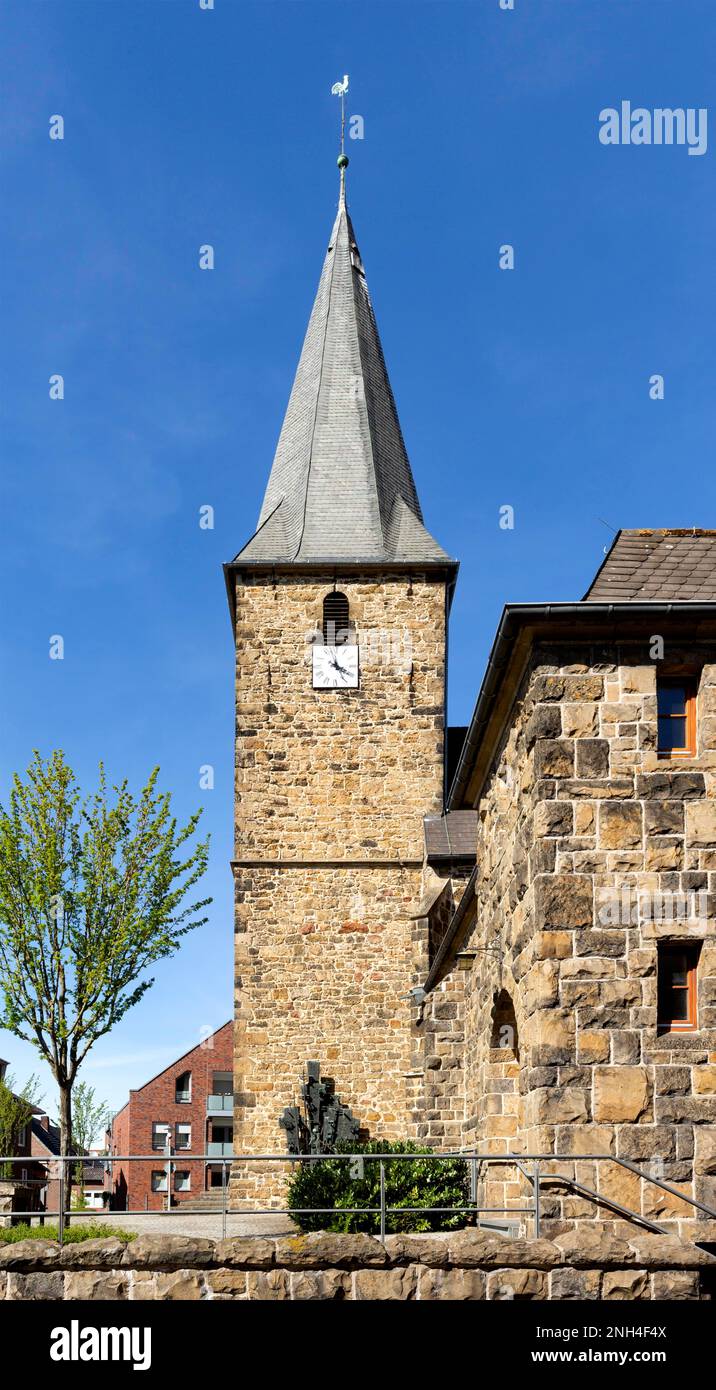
58, 1082, 73, 1227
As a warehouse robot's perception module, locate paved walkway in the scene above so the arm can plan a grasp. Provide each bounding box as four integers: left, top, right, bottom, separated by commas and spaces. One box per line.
63, 1211, 296, 1239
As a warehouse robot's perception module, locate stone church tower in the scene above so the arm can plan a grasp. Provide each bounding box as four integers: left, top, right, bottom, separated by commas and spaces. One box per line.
224, 165, 457, 1201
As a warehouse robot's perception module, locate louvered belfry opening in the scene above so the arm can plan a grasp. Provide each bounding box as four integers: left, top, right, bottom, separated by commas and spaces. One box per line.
323, 591, 350, 646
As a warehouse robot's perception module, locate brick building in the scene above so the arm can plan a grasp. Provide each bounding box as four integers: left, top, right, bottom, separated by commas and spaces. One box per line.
106, 1022, 233, 1211
0, 1058, 47, 1218
225, 152, 716, 1233
26, 1115, 105, 1215
29, 1114, 62, 1213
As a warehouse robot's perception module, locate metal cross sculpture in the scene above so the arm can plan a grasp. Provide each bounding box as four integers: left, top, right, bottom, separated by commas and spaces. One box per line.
280, 1061, 360, 1155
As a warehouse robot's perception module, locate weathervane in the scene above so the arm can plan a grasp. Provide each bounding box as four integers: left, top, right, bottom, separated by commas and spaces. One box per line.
331, 74, 350, 200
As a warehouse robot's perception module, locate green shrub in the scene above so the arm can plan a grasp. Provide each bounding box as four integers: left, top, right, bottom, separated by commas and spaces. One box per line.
285, 1140, 470, 1234
0, 1222, 135, 1245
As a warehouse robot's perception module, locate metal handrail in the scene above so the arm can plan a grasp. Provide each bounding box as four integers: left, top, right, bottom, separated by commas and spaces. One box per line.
2, 1150, 715, 1247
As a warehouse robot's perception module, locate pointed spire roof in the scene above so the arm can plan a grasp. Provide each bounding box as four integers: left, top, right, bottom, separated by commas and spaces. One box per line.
233, 178, 453, 568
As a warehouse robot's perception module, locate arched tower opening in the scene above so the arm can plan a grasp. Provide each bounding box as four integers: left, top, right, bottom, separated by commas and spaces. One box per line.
322, 591, 351, 646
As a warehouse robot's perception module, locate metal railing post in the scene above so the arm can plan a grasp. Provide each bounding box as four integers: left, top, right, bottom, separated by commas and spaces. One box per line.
4, 1147, 712, 1234
58, 1158, 65, 1248
533, 1160, 540, 1239
165, 1140, 172, 1213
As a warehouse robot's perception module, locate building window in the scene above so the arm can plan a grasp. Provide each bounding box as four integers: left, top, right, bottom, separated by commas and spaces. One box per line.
174, 1171, 191, 1193
657, 942, 700, 1033
322, 591, 350, 646
17, 1126, 26, 1148
151, 1170, 168, 1193
212, 1071, 233, 1097
175, 1124, 191, 1151
175, 1071, 191, 1104
151, 1122, 171, 1151
657, 679, 696, 757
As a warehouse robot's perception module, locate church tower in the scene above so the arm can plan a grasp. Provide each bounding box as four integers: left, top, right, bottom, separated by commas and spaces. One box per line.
224, 156, 457, 1201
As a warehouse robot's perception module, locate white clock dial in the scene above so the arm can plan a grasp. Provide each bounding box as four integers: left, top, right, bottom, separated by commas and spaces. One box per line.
312, 644, 359, 689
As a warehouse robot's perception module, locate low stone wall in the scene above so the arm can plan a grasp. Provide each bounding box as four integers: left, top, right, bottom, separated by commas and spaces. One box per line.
1, 1229, 715, 1300
0, 1179, 37, 1229
0, 1182, 13, 1229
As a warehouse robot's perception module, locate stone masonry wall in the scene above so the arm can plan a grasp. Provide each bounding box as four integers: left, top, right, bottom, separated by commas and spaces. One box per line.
408, 873, 471, 1152
424, 641, 716, 1237
232, 572, 446, 859
2, 1229, 714, 1300
413, 676, 535, 1221
232, 572, 447, 1204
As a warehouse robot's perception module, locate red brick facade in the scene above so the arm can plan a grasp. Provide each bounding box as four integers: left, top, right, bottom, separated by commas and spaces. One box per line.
106, 1022, 233, 1211
30, 1115, 62, 1213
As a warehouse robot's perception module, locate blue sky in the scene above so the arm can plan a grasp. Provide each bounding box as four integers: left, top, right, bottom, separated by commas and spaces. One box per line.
1, 0, 715, 1117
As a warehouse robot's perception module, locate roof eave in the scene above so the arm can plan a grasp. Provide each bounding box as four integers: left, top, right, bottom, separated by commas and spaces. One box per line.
447, 600, 716, 811
423, 865, 478, 994
223, 557, 459, 628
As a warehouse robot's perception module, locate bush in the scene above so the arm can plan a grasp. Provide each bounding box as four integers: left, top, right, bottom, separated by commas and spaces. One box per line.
0, 1223, 135, 1245
285, 1141, 470, 1234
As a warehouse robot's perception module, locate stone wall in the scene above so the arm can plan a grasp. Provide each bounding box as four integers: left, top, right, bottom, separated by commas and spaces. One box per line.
232, 572, 447, 860
408, 869, 472, 1148
232, 571, 447, 1203
421, 641, 716, 1236
0, 1182, 14, 1229
1, 1230, 714, 1300
0, 1179, 38, 1228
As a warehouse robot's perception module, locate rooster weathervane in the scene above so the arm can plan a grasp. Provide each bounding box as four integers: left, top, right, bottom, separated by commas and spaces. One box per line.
331, 74, 350, 193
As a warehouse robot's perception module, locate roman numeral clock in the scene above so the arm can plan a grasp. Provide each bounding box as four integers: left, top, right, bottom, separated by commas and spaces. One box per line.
312, 640, 359, 688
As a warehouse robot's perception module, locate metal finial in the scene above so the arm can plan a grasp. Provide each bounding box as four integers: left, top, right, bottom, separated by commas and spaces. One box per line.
331, 74, 350, 204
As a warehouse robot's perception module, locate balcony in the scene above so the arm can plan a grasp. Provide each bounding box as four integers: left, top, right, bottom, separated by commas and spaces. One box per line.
206, 1142, 233, 1158
206, 1094, 234, 1115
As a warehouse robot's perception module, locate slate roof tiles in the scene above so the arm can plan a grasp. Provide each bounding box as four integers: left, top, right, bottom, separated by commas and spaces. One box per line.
585, 529, 716, 602
234, 190, 452, 567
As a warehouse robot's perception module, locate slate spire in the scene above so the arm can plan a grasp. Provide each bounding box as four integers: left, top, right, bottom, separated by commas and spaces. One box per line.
234, 166, 452, 567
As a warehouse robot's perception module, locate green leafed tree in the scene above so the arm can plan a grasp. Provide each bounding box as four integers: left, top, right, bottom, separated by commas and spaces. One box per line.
71, 1081, 110, 1155
0, 751, 211, 1210
70, 1080, 111, 1188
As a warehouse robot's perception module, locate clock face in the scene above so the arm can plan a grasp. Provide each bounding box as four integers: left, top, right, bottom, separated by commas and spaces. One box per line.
312, 644, 359, 689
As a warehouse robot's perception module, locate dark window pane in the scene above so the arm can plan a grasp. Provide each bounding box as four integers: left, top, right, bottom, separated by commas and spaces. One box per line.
658, 717, 687, 750
658, 685, 687, 716
668, 988, 690, 1022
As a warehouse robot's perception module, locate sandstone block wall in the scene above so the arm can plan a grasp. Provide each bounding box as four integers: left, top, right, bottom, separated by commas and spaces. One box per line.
232, 572, 447, 1201
421, 643, 716, 1236
1, 1229, 713, 1300
409, 871, 472, 1148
